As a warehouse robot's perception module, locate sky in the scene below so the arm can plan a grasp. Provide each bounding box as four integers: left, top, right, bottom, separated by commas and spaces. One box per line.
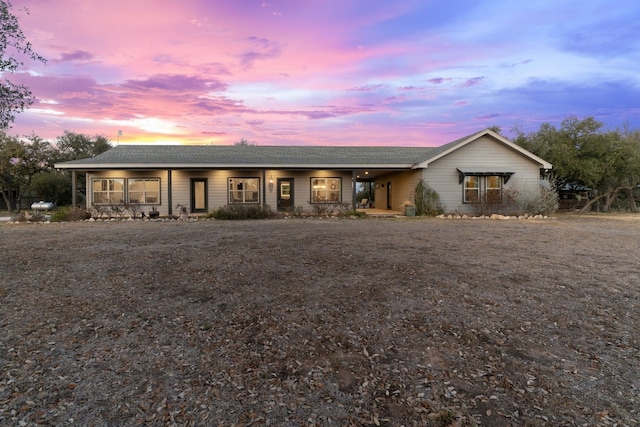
6, 0, 640, 146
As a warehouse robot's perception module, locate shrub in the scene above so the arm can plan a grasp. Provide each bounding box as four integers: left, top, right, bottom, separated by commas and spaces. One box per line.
51, 207, 91, 222
208, 204, 276, 220
124, 202, 143, 219
308, 201, 351, 216
469, 181, 559, 216
90, 203, 110, 219
414, 180, 444, 216
109, 204, 127, 219
518, 180, 559, 216
470, 187, 520, 216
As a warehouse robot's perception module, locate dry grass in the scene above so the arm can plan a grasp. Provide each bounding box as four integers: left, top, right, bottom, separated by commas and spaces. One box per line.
1, 214, 639, 426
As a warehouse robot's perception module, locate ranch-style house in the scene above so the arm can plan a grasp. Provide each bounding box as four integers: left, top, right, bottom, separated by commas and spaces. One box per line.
54, 129, 552, 216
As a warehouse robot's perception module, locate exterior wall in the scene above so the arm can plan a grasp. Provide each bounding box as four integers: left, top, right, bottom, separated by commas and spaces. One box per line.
264, 170, 353, 212
86, 170, 169, 215
421, 135, 544, 214
373, 170, 422, 210
86, 169, 354, 216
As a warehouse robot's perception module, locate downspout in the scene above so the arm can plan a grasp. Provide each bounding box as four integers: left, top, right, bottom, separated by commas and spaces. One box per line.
167, 169, 172, 215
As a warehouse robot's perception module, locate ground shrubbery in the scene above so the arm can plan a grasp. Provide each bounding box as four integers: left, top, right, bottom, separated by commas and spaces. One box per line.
51, 207, 91, 222
414, 180, 444, 216
207, 204, 276, 220
517, 180, 560, 216
470, 181, 559, 216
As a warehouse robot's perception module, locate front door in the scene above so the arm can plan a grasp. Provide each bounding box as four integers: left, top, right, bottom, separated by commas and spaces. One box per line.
277, 178, 294, 212
386, 181, 392, 209
190, 178, 208, 213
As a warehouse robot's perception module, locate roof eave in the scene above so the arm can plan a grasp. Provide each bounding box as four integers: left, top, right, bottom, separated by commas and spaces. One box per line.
55, 162, 416, 170
415, 129, 553, 169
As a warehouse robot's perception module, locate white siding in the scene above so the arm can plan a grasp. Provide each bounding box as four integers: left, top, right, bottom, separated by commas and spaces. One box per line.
422, 135, 544, 213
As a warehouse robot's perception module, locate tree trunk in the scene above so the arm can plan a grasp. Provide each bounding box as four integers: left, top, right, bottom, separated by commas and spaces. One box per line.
579, 186, 634, 213
628, 188, 638, 212
1, 190, 13, 212
604, 192, 617, 212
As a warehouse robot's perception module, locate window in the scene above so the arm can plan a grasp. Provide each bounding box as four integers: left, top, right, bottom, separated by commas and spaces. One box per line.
92, 178, 124, 204
92, 178, 159, 205
463, 175, 502, 203
311, 177, 341, 203
486, 175, 502, 202
463, 176, 480, 203
128, 178, 160, 204
229, 178, 260, 203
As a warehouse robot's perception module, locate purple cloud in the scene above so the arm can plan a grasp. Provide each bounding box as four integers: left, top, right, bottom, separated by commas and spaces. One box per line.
238, 36, 282, 68
459, 77, 485, 88
477, 113, 503, 120
57, 50, 94, 62
121, 74, 226, 92
426, 77, 452, 85
347, 84, 384, 92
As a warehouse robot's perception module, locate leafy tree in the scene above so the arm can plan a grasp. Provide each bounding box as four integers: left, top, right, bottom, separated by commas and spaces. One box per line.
234, 138, 255, 146
0, 132, 56, 211
0, 0, 46, 129
513, 116, 640, 212
54, 131, 111, 205
55, 131, 111, 162
487, 125, 502, 134
30, 170, 72, 206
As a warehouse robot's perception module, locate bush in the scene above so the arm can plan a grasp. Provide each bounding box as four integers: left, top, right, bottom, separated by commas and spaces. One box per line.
30, 171, 73, 206
414, 180, 444, 216
470, 188, 520, 216
308, 201, 351, 216
469, 181, 559, 216
518, 180, 559, 216
208, 204, 276, 220
51, 207, 91, 222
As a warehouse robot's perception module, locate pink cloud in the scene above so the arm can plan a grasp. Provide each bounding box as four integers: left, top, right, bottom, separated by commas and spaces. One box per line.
8, 0, 636, 147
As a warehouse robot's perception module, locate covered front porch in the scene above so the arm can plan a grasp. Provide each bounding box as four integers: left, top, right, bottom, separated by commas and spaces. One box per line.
356, 207, 404, 217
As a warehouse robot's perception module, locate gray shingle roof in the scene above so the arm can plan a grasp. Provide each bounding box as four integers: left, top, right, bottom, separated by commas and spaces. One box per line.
55, 129, 531, 171
55, 145, 440, 169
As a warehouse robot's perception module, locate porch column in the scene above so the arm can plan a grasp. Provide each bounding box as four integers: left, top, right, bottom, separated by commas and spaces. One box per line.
352, 171, 357, 210
262, 169, 267, 207
71, 170, 77, 207
167, 169, 172, 215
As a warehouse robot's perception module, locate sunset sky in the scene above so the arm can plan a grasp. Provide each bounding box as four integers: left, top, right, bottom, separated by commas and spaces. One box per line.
8, 0, 640, 146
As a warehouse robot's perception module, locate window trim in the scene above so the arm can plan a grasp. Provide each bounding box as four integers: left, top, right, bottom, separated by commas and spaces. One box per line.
127, 178, 161, 205
463, 175, 480, 203
91, 177, 161, 205
310, 177, 342, 203
91, 178, 125, 205
228, 177, 261, 204
462, 175, 504, 204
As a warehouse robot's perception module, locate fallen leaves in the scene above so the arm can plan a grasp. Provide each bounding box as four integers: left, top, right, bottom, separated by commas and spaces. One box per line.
1, 218, 639, 426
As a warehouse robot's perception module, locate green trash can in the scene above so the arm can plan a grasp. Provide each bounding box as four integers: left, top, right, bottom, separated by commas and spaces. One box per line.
404, 206, 416, 217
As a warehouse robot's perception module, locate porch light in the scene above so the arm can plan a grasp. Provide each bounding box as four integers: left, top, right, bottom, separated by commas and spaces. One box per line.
269, 175, 274, 184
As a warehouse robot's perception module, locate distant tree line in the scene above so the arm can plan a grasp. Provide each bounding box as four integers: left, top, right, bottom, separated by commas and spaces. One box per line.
513, 116, 640, 212
0, 131, 111, 211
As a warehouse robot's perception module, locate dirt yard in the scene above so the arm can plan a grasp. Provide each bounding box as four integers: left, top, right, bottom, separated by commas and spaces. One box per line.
1, 214, 639, 426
